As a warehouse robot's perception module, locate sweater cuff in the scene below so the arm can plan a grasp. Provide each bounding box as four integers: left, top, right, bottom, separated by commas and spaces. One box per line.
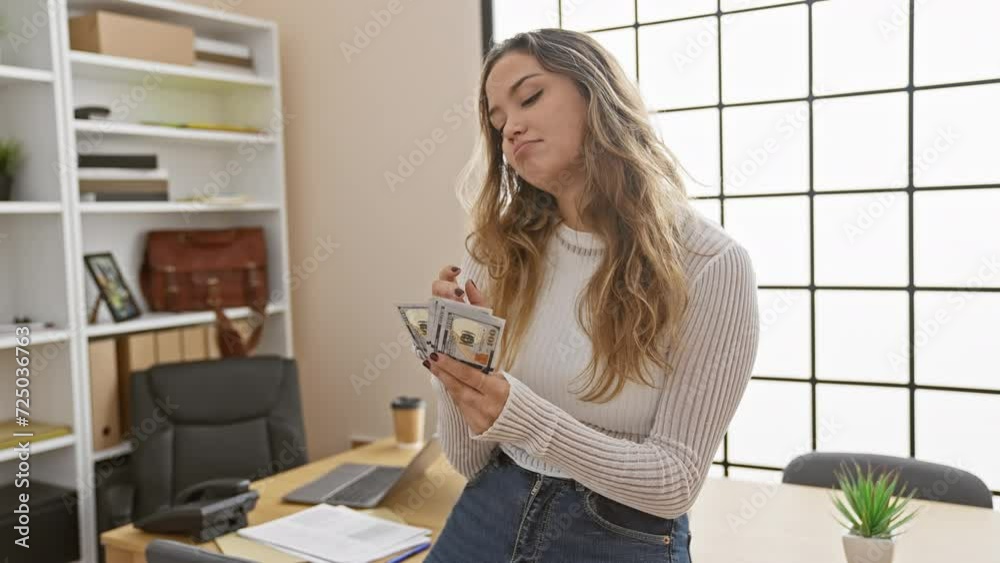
468, 371, 558, 455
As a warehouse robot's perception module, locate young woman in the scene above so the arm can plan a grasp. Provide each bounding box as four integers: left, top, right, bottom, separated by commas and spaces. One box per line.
422, 28, 759, 562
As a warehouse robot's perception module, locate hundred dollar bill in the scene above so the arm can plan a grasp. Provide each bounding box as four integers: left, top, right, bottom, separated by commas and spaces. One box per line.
428, 297, 492, 353
395, 303, 430, 360
437, 308, 505, 373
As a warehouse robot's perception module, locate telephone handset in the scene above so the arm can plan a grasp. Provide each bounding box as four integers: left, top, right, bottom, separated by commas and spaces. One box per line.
134, 478, 260, 543
174, 478, 250, 505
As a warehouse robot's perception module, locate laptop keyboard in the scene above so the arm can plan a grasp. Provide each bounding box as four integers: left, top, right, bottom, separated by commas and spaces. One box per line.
328, 466, 405, 505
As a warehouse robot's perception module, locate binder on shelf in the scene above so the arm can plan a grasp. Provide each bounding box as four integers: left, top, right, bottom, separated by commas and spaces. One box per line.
89, 338, 122, 451
115, 332, 156, 430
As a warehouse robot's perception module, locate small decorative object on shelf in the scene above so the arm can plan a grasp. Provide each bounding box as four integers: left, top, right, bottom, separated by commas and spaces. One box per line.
84, 252, 142, 323
831, 462, 920, 563
0, 138, 23, 201
0, 317, 56, 336
74, 105, 112, 120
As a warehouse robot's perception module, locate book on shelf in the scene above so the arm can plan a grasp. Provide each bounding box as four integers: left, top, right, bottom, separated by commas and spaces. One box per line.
139, 120, 264, 134
195, 36, 253, 69
77, 168, 168, 181
196, 37, 252, 59
80, 192, 169, 202
79, 175, 169, 201
174, 194, 251, 205
0, 420, 72, 450
79, 153, 158, 169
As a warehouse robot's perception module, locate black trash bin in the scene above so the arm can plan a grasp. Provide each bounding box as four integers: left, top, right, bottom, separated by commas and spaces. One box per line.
0, 480, 80, 563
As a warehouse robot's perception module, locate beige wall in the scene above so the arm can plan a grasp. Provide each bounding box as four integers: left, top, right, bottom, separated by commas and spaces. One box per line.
182, 0, 484, 459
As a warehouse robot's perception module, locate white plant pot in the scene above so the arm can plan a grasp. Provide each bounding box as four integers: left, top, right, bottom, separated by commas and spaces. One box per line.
842, 533, 895, 563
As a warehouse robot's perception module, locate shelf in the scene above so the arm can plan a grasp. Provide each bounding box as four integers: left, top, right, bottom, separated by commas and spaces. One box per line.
0, 434, 76, 463
70, 50, 273, 91
0, 202, 63, 214
0, 329, 71, 350
86, 302, 287, 338
94, 440, 134, 462
74, 119, 275, 145
80, 201, 280, 214
0, 64, 54, 85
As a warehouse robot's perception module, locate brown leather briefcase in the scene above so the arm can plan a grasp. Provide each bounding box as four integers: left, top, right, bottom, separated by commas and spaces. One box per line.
140, 228, 269, 357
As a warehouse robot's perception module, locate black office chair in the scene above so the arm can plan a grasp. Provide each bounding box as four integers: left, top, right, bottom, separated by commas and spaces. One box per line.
147, 539, 257, 563
783, 451, 993, 508
103, 356, 309, 524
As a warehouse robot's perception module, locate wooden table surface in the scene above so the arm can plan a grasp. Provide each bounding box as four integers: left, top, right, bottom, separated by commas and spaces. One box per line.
102, 437, 460, 563
102, 437, 1000, 562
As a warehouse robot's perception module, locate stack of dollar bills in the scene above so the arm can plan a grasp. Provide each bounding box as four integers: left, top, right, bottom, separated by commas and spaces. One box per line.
396, 298, 505, 374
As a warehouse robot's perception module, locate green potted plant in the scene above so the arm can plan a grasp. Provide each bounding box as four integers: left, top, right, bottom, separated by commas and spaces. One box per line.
831, 462, 920, 563
0, 138, 23, 201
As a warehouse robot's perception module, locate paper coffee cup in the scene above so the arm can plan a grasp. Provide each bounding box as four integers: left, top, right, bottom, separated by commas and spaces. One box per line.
391, 396, 426, 449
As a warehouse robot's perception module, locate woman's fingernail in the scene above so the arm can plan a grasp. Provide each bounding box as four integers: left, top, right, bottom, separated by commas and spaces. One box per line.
470, 279, 478, 290
422, 360, 431, 368
451, 266, 460, 273
454, 288, 465, 297
430, 352, 439, 361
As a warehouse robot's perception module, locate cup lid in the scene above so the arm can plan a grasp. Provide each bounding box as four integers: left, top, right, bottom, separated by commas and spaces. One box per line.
391, 396, 425, 409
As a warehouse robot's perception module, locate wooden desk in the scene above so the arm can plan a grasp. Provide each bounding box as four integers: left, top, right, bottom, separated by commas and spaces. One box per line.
102, 437, 462, 563
103, 438, 1000, 562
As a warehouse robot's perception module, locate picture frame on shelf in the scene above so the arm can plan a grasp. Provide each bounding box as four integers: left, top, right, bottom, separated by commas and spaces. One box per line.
84, 252, 141, 322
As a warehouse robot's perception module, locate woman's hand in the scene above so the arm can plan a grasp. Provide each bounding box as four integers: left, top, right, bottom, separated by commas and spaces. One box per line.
432, 264, 490, 307
426, 352, 510, 436
428, 264, 505, 435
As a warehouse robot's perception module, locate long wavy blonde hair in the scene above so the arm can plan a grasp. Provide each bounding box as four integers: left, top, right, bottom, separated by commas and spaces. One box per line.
457, 29, 697, 403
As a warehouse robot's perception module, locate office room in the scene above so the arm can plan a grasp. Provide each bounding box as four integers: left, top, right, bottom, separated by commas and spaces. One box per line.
0, 0, 996, 561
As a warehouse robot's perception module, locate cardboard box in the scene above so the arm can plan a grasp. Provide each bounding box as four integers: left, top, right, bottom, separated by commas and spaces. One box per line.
69, 11, 195, 66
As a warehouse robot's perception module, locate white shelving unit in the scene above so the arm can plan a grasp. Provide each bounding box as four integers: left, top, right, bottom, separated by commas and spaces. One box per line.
0, 2, 293, 561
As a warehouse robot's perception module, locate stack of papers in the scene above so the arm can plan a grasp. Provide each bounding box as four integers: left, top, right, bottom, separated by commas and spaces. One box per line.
237, 504, 432, 563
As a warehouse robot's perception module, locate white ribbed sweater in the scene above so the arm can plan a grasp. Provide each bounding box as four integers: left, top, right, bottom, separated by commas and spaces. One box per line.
430, 209, 760, 519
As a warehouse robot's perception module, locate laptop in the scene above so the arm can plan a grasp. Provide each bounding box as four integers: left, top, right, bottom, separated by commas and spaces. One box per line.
282, 438, 441, 508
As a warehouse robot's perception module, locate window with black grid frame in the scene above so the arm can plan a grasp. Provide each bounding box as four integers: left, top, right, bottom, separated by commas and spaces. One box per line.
483, 0, 1000, 509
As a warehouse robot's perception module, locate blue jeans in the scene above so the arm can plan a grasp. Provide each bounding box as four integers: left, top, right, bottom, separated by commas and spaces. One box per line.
425, 448, 692, 563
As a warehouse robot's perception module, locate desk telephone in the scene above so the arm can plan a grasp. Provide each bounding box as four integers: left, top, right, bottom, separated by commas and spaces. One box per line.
134, 478, 260, 543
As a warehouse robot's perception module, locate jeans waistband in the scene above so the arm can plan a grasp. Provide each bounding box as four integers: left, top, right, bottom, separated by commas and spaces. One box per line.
495, 449, 584, 489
